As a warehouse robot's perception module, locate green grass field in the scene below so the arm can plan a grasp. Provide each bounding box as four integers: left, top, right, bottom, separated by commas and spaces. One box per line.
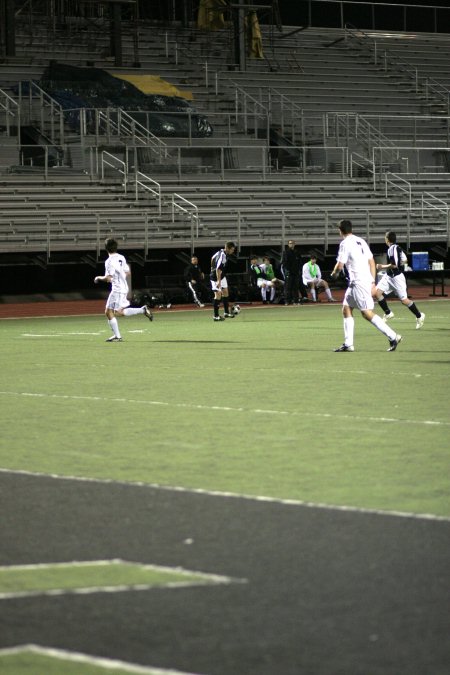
1, 300, 449, 517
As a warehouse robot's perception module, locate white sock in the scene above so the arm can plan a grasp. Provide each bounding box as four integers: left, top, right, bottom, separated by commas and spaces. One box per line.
311, 288, 316, 302
371, 314, 396, 339
108, 317, 121, 338
123, 307, 144, 316
261, 287, 267, 301
270, 287, 275, 301
325, 288, 333, 300
344, 316, 354, 346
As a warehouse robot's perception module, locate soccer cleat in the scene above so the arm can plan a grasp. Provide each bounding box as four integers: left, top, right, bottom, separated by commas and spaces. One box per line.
213, 316, 225, 321
198, 302, 205, 308
106, 335, 123, 342
334, 344, 354, 352
143, 305, 154, 321
383, 311, 395, 322
224, 313, 235, 318
387, 334, 402, 352
416, 313, 425, 329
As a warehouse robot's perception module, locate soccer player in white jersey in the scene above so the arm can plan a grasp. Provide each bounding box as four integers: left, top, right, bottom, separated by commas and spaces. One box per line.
374, 231, 425, 329
94, 238, 153, 342
330, 220, 402, 352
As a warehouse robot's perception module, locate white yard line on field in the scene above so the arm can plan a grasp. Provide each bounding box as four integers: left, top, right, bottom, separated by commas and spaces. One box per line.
0, 389, 448, 427
0, 467, 449, 523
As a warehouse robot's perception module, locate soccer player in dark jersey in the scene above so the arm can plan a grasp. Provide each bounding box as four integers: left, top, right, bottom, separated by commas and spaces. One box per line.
210, 241, 236, 321
374, 231, 425, 330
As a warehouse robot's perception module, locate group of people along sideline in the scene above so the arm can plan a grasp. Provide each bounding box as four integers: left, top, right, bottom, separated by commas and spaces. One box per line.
94, 223, 425, 351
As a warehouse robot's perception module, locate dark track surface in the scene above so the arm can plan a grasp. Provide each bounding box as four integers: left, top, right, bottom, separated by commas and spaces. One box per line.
1, 472, 449, 675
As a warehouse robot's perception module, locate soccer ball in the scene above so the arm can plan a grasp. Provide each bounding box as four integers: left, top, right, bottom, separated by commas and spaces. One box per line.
232, 304, 241, 315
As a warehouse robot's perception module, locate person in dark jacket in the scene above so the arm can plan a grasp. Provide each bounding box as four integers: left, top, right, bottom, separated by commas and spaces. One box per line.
184, 255, 209, 307
281, 239, 301, 304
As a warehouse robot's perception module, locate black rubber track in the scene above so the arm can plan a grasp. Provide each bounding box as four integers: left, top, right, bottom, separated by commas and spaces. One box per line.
1, 472, 449, 675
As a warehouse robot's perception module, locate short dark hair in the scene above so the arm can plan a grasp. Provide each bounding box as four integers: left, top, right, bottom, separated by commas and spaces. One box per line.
105, 237, 118, 253
225, 241, 236, 250
338, 219, 352, 235
385, 231, 397, 244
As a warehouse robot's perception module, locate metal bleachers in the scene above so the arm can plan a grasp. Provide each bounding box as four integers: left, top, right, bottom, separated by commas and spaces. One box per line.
0, 15, 449, 255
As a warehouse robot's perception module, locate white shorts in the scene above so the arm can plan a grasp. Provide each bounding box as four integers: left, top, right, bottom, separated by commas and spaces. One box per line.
211, 277, 228, 292
106, 291, 130, 311
343, 282, 374, 311
303, 277, 322, 287
376, 273, 408, 300
256, 278, 273, 288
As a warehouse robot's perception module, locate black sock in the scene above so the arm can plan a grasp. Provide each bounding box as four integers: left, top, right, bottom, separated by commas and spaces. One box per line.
223, 298, 230, 314
214, 299, 220, 317
378, 297, 391, 313
407, 302, 421, 318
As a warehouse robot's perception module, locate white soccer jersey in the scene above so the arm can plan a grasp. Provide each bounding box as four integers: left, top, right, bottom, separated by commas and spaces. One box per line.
337, 234, 373, 286
302, 261, 322, 285
105, 253, 130, 294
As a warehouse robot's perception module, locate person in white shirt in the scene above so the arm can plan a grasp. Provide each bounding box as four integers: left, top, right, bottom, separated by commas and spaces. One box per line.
94, 238, 153, 342
302, 255, 336, 302
330, 220, 402, 352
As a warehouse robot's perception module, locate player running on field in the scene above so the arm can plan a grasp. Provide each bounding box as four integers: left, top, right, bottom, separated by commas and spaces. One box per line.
374, 231, 425, 330
94, 237, 153, 342
331, 220, 402, 352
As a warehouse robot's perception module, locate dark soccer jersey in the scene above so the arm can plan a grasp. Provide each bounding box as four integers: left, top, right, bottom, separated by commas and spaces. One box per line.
210, 249, 228, 281
387, 244, 405, 277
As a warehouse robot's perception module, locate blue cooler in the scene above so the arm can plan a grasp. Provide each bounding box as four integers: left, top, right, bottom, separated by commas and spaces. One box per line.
411, 252, 429, 271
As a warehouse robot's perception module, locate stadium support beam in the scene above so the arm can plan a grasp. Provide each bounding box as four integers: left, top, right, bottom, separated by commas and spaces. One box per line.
0, 0, 15, 57
233, 0, 247, 70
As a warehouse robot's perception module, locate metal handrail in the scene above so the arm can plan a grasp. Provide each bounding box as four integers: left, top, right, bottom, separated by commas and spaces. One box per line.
385, 172, 412, 208
171, 193, 200, 253
135, 171, 162, 214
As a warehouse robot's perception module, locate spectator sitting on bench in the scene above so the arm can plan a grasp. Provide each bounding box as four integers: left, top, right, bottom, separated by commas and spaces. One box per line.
250, 255, 284, 304
302, 254, 336, 303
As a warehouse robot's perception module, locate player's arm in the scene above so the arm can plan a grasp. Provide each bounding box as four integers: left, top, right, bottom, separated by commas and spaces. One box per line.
94, 274, 112, 284
376, 258, 397, 272
330, 261, 344, 279
369, 256, 377, 283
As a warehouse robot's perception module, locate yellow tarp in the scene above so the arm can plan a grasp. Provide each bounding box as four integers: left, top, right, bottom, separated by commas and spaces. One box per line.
110, 73, 194, 100
246, 11, 264, 59
197, 0, 227, 30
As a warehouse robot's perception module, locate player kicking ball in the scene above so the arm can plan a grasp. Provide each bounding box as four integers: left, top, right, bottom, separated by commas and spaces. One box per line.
94, 237, 153, 342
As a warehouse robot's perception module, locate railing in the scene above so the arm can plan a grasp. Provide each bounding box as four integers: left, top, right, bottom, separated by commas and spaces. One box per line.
0, 87, 20, 139
344, 24, 450, 115
135, 171, 162, 214
373, 146, 450, 176
421, 193, 450, 247
385, 172, 412, 209
17, 81, 65, 146
361, 115, 450, 148
101, 151, 126, 189
2, 204, 447, 257
171, 193, 200, 253
350, 152, 376, 190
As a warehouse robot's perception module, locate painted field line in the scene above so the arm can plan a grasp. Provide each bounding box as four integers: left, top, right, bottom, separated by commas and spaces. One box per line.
1, 467, 449, 523
21, 332, 102, 337
0, 644, 201, 675
0, 559, 246, 600
0, 389, 448, 428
